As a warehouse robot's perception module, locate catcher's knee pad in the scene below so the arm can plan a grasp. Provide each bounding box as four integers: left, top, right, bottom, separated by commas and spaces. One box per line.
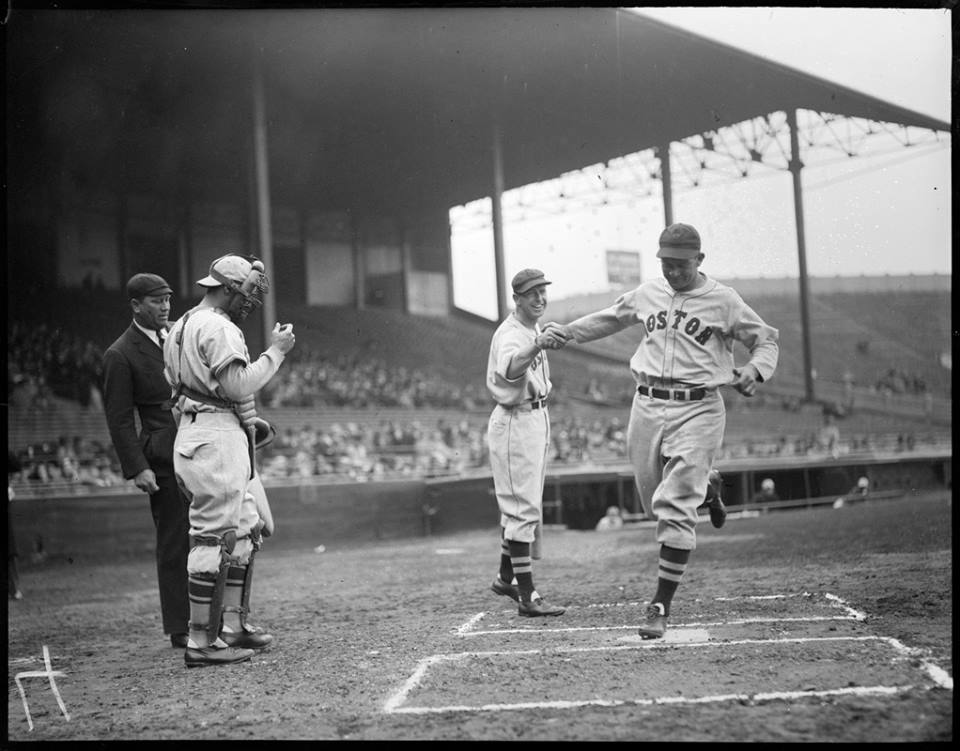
232, 537, 254, 565
187, 531, 239, 574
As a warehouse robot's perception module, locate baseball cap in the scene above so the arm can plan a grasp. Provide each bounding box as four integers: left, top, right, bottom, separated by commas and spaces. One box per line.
511, 268, 552, 295
197, 254, 255, 288
656, 223, 702, 259
127, 273, 172, 300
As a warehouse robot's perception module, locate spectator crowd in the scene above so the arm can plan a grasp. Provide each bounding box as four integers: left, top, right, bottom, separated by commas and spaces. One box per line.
873, 367, 929, 397
260, 346, 489, 411
7, 321, 946, 494
8, 321, 104, 411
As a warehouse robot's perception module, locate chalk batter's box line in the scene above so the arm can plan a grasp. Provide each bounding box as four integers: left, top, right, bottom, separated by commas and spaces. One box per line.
455, 591, 866, 637
382, 634, 952, 715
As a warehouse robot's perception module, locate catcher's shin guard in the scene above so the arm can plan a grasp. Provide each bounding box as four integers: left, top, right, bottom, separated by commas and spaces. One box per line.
220, 531, 273, 650
188, 531, 238, 644
206, 554, 233, 644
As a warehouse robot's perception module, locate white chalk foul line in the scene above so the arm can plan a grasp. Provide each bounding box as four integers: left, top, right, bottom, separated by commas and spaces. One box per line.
458, 615, 861, 638
14, 645, 71, 732
385, 684, 916, 715
456, 590, 868, 636
382, 634, 951, 714
715, 592, 868, 621
823, 592, 869, 620
454, 612, 487, 636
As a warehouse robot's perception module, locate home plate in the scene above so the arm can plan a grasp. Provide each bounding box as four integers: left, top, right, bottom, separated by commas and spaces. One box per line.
618, 628, 710, 644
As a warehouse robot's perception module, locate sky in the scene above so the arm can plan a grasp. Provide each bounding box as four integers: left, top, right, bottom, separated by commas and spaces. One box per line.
450, 7, 952, 320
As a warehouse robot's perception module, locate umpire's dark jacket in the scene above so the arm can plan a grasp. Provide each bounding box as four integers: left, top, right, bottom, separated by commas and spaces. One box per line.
102, 321, 189, 635
102, 323, 176, 478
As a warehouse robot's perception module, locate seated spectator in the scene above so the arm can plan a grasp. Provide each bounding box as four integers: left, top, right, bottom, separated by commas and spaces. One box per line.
752, 478, 780, 504
595, 505, 624, 532
834, 476, 870, 508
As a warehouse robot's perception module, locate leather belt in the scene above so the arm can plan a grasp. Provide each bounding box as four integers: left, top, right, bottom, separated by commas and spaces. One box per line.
503, 398, 548, 411
637, 384, 706, 401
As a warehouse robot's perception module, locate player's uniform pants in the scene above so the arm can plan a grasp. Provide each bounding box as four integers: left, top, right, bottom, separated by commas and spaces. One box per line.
173, 411, 262, 574
626, 389, 725, 550
487, 403, 550, 547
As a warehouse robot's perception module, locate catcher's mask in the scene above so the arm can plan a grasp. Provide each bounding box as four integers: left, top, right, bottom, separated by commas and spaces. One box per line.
197, 254, 269, 322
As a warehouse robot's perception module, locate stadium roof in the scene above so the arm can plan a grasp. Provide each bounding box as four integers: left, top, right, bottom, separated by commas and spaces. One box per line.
6, 7, 950, 215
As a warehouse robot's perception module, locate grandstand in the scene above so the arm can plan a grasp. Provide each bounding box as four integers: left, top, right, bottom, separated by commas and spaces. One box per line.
8, 279, 950, 500
547, 282, 951, 413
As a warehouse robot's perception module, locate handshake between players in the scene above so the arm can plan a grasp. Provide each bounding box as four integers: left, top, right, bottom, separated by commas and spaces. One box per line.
536, 321, 573, 350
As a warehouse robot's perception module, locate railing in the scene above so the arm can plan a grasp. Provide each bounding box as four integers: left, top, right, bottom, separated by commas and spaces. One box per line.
10, 432, 950, 501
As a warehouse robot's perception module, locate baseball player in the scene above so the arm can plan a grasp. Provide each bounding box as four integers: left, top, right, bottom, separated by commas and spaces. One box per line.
102, 273, 190, 648
547, 223, 779, 638
486, 268, 566, 617
163, 253, 295, 667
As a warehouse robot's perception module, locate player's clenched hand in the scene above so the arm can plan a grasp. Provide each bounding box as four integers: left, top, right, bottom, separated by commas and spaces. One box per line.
271, 322, 296, 354
540, 322, 573, 346
133, 468, 160, 495
731, 365, 760, 397
536, 330, 566, 350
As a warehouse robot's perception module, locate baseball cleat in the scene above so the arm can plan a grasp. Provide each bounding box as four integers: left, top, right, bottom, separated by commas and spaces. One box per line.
491, 577, 520, 602
518, 597, 565, 617
184, 643, 255, 667
699, 468, 727, 528
219, 625, 274, 650
638, 602, 668, 639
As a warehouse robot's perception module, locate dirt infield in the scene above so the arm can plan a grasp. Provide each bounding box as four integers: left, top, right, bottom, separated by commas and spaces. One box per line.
6, 490, 952, 741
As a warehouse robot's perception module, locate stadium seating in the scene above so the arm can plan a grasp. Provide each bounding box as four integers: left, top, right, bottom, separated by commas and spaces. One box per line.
7, 284, 951, 496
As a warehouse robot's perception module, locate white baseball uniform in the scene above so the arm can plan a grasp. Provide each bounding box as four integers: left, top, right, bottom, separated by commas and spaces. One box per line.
486, 313, 551, 547
567, 273, 779, 549
164, 307, 281, 574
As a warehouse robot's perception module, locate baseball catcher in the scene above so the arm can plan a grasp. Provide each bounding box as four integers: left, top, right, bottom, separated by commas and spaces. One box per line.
164, 253, 295, 667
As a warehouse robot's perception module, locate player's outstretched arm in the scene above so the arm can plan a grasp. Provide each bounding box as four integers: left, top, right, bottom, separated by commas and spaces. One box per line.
563, 306, 633, 344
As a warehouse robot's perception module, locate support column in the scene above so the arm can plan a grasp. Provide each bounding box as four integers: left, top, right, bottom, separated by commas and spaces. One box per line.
352, 211, 365, 310
399, 218, 411, 315
177, 202, 191, 298
491, 121, 508, 322
787, 108, 816, 403
658, 142, 673, 227
252, 52, 277, 341
115, 188, 128, 285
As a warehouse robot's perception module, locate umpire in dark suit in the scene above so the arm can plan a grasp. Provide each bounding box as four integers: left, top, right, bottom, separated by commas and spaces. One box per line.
103, 273, 190, 648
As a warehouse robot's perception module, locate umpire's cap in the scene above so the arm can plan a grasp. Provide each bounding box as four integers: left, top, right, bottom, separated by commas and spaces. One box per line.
656, 223, 702, 260
512, 268, 552, 295
127, 273, 172, 300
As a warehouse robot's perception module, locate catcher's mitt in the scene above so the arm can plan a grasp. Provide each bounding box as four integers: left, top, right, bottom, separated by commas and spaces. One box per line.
252, 417, 276, 450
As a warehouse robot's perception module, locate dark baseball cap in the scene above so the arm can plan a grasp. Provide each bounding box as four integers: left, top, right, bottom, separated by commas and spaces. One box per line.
656, 223, 702, 259
127, 273, 172, 300
511, 268, 552, 295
